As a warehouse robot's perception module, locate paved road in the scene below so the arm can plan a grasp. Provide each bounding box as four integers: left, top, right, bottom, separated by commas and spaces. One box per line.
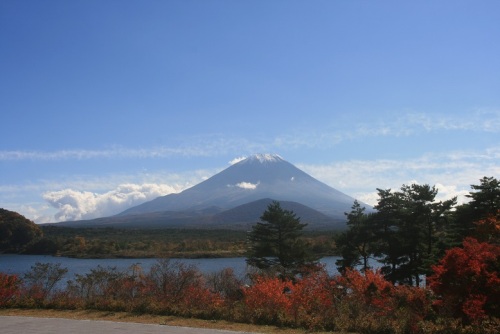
0, 316, 256, 334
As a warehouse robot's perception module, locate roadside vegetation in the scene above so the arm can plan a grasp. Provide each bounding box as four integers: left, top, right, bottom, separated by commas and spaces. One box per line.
0, 245, 498, 333
1, 176, 499, 333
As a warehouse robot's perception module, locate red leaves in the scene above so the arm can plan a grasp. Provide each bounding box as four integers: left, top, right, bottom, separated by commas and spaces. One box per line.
243, 271, 338, 328
428, 237, 500, 323
243, 276, 293, 324
1, 247, 497, 332
335, 268, 430, 319
0, 273, 20, 306
462, 295, 488, 322
242, 269, 432, 331
336, 268, 394, 316
182, 284, 223, 311
474, 210, 500, 243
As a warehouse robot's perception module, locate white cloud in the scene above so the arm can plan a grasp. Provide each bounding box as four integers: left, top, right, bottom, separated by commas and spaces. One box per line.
1, 167, 218, 223
7, 145, 498, 223
235, 181, 259, 190
2, 110, 498, 162
43, 183, 180, 222
299, 147, 500, 206
404, 110, 500, 133
434, 183, 470, 203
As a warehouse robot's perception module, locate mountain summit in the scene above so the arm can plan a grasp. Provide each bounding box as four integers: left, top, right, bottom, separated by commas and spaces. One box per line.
119, 154, 360, 220
242, 153, 286, 163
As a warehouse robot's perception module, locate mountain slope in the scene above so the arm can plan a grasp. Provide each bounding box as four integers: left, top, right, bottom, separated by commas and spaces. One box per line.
119, 154, 359, 220
54, 198, 343, 230
211, 198, 345, 230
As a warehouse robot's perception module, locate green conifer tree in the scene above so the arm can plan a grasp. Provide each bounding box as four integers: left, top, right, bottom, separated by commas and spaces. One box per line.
246, 201, 319, 279
336, 200, 374, 273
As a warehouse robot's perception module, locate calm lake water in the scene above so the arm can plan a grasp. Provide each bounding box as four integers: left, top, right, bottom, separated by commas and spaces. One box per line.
0, 254, 343, 280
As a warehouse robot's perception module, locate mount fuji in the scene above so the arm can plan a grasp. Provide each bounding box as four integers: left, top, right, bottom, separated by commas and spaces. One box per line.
121, 154, 357, 217
57, 154, 367, 230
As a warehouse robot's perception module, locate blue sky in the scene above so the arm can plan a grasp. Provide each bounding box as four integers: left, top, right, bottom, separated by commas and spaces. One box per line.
1, 0, 499, 223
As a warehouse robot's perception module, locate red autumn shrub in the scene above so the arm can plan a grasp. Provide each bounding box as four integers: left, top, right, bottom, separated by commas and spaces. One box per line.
205, 268, 243, 303
180, 284, 223, 317
427, 237, 500, 324
243, 269, 433, 332
286, 270, 336, 329
474, 210, 500, 243
0, 273, 20, 306
333, 268, 432, 333
336, 268, 394, 315
243, 276, 293, 325
146, 259, 204, 304
392, 284, 432, 332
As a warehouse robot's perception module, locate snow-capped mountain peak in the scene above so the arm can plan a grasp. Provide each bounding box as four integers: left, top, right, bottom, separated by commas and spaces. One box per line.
119, 153, 363, 221
240, 153, 284, 164
61, 154, 370, 230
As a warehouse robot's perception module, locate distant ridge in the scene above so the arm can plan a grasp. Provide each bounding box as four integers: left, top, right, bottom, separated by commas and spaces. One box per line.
212, 198, 345, 230
56, 154, 368, 230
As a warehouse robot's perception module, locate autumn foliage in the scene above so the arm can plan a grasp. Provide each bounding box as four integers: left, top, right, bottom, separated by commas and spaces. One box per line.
474, 210, 500, 244
427, 237, 500, 324
0, 273, 20, 306
240, 268, 433, 332
2, 258, 500, 333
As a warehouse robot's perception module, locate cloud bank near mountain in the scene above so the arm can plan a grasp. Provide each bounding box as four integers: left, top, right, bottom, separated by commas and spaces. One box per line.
43, 183, 180, 221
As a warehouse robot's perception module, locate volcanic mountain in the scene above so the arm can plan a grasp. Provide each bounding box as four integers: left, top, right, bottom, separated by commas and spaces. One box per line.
57, 154, 365, 230
120, 154, 357, 216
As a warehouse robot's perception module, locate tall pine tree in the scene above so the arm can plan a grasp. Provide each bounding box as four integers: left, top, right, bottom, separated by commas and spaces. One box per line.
336, 200, 374, 273
450, 177, 500, 244
372, 184, 455, 286
246, 201, 319, 279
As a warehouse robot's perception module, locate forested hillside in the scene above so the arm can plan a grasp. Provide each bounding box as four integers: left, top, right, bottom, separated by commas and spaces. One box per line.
0, 209, 42, 252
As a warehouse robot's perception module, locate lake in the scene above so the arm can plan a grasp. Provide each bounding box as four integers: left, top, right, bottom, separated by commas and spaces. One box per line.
0, 254, 343, 280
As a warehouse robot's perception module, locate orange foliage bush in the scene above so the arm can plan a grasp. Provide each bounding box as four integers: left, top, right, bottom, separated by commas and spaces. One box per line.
335, 268, 394, 315
242, 268, 432, 332
243, 276, 293, 325
428, 237, 500, 324
333, 268, 431, 333
474, 210, 500, 243
178, 284, 224, 317
0, 273, 20, 306
286, 270, 336, 329
3, 253, 498, 333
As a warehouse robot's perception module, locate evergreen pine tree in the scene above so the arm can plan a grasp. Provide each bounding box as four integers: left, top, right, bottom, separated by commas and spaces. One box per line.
336, 200, 374, 273
246, 201, 319, 279
372, 185, 455, 286
449, 177, 500, 244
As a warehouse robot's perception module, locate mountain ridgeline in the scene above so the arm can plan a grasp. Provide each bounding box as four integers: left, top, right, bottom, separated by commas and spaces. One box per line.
57, 154, 367, 230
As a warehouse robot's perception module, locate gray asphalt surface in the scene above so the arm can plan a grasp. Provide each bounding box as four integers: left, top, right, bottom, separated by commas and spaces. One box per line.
0, 316, 256, 334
